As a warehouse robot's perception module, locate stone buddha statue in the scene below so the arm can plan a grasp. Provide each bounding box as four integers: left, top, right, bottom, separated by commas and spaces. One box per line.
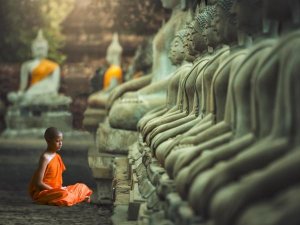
207, 1, 300, 224
107, 0, 190, 131
186, 0, 300, 220
88, 33, 123, 107
142, 6, 227, 155
7, 30, 61, 105
163, 0, 279, 178
173, 0, 259, 196
140, 15, 211, 148
137, 27, 194, 134
158, 3, 236, 170
83, 33, 123, 131
4, 30, 72, 136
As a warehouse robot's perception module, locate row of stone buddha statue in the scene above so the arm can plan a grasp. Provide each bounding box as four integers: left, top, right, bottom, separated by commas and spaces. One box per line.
86, 0, 300, 224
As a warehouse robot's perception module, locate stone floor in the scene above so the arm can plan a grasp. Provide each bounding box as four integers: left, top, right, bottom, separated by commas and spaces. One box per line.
0, 137, 113, 225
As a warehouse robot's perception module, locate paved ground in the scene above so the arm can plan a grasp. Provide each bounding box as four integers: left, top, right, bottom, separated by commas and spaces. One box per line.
0, 138, 112, 225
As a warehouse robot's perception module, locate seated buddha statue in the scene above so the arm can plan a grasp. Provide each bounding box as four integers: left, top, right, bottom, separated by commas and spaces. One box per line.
142, 5, 231, 154
187, 0, 300, 219
7, 30, 61, 105
173, 0, 266, 196
162, 0, 280, 179
83, 33, 123, 131
107, 0, 190, 131
140, 10, 214, 148
207, 1, 300, 223
137, 27, 194, 135
86, 33, 123, 108
158, 3, 237, 169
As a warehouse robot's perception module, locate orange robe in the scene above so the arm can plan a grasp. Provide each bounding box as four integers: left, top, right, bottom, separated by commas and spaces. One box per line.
28, 153, 93, 206
30, 59, 59, 86
103, 64, 123, 89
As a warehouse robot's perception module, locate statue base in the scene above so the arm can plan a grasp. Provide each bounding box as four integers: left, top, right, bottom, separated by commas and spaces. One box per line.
96, 119, 138, 154
83, 107, 107, 133
3, 94, 75, 138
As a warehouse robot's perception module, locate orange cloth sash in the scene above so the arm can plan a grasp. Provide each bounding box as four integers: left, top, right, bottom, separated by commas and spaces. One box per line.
103, 64, 122, 89
28, 154, 92, 206
30, 59, 59, 86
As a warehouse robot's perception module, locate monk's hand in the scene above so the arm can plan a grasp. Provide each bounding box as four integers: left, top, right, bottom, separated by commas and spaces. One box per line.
61, 186, 67, 190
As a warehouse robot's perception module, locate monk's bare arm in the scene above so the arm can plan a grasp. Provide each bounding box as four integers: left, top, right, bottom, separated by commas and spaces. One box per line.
35, 155, 53, 190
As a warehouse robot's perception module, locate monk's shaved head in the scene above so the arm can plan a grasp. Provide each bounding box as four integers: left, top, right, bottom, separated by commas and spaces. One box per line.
44, 127, 62, 141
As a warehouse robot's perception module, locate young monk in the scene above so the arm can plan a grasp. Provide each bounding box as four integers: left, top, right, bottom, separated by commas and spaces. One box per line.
28, 127, 93, 206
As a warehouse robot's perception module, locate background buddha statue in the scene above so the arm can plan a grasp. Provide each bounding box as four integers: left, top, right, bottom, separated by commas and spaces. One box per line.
7, 30, 62, 106
87, 33, 123, 108
4, 30, 72, 135
107, 0, 191, 131
83, 33, 123, 131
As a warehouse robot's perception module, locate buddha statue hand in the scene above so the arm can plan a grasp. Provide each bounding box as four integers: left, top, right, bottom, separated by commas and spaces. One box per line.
106, 74, 152, 110
7, 90, 25, 104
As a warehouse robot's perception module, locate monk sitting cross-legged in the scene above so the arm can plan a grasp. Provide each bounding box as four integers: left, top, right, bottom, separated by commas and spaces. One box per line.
28, 127, 93, 206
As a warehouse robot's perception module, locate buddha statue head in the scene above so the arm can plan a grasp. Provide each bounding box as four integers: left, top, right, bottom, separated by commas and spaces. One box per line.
234, 0, 263, 35
106, 32, 123, 66
263, 0, 300, 25
169, 29, 187, 65
31, 29, 49, 59
203, 5, 221, 49
192, 12, 208, 53
161, 0, 181, 9
216, 0, 237, 44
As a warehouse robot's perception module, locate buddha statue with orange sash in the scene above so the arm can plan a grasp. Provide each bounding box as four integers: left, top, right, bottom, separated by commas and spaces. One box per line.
87, 33, 123, 108
7, 30, 61, 105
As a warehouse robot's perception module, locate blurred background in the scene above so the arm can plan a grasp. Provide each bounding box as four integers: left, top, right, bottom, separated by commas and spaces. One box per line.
0, 0, 170, 131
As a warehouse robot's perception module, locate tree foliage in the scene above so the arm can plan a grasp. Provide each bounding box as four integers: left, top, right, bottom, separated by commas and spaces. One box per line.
0, 0, 74, 63
90, 0, 170, 35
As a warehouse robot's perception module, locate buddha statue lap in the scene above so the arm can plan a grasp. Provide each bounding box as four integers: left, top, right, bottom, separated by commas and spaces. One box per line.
188, 0, 300, 219
236, 184, 300, 225
108, 0, 189, 131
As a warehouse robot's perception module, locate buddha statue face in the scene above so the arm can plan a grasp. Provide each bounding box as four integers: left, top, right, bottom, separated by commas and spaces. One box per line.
169, 36, 185, 65
192, 16, 208, 53
106, 33, 123, 65
161, 0, 181, 9
186, 21, 201, 57
31, 30, 48, 59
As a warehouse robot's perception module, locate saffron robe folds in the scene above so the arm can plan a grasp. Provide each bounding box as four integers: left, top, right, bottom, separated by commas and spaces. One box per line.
30, 59, 59, 86
103, 64, 123, 89
29, 153, 93, 206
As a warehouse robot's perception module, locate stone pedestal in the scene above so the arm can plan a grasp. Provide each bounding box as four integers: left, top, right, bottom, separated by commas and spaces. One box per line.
3, 94, 73, 138
83, 107, 107, 132
96, 119, 138, 154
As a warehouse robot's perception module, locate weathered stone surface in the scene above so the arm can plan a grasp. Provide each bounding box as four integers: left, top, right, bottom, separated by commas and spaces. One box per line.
96, 120, 138, 154
83, 107, 107, 132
